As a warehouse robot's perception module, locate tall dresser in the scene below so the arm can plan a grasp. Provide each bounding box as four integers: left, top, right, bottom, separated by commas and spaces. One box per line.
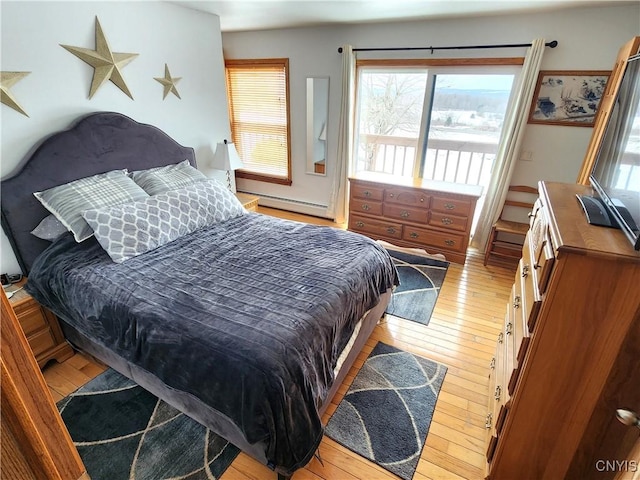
348, 172, 482, 264
485, 181, 640, 479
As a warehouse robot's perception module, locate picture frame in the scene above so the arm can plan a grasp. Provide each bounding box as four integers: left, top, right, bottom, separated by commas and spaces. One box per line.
528, 70, 611, 127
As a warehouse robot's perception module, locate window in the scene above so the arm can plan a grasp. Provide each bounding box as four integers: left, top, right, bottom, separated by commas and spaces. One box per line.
225, 58, 292, 185
355, 60, 521, 187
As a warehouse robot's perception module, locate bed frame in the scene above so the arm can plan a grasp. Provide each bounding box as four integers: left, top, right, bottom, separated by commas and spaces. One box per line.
0, 112, 391, 479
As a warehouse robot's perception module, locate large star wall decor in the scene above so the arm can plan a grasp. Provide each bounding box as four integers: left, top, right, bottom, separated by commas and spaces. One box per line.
154, 64, 182, 100
61, 16, 138, 100
1, 71, 31, 117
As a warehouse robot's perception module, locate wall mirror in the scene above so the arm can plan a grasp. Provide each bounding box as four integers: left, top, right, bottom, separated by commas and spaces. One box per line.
306, 77, 329, 175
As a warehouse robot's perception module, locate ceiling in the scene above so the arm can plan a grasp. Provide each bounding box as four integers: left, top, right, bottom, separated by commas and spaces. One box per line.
171, 0, 628, 33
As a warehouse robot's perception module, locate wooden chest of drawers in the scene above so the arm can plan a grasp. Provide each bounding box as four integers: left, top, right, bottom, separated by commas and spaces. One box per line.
348, 172, 482, 264
7, 279, 74, 368
485, 182, 640, 479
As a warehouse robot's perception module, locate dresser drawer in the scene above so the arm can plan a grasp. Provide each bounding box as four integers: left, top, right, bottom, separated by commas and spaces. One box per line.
383, 204, 428, 223
351, 182, 384, 201
529, 211, 555, 295
351, 200, 383, 216
508, 279, 530, 396
533, 235, 555, 295
529, 198, 543, 229
428, 212, 468, 232
517, 249, 543, 333
349, 215, 403, 240
431, 195, 472, 217
384, 187, 430, 207
14, 303, 49, 336
402, 225, 465, 252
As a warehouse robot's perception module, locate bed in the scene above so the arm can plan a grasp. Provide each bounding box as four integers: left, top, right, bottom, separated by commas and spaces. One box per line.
0, 112, 398, 478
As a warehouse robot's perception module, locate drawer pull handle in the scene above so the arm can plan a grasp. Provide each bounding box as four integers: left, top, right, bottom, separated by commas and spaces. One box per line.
490, 357, 496, 370
420, 197, 425, 203
441, 217, 453, 225
363, 190, 371, 197
410, 232, 419, 239
534, 239, 547, 270
494, 385, 502, 401
513, 295, 521, 309
485, 413, 493, 429
522, 264, 530, 277
362, 204, 370, 211
498, 332, 504, 344
444, 203, 455, 210
388, 193, 394, 198
506, 322, 513, 335
386, 227, 397, 234
444, 239, 455, 246
401, 211, 410, 218
356, 221, 365, 228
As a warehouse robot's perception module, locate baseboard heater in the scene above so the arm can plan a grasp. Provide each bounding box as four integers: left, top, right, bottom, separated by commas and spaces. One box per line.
239, 191, 331, 219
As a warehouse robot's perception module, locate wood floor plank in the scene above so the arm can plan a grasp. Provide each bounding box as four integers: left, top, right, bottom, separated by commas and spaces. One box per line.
43, 207, 513, 480
64, 352, 91, 370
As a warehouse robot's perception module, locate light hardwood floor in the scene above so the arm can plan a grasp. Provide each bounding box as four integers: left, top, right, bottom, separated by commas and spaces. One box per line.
43, 206, 515, 480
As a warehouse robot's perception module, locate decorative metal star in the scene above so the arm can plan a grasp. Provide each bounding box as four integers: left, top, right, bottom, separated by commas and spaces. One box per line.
154, 64, 182, 100
61, 16, 138, 99
1, 71, 30, 117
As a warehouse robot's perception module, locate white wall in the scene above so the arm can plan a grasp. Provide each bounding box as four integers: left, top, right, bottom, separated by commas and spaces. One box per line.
1, 1, 229, 273
222, 3, 640, 210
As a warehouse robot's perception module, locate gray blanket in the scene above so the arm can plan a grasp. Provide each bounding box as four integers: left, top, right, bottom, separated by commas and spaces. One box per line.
26, 213, 398, 474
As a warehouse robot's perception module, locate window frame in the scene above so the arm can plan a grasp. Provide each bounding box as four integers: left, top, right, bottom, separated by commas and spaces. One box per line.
225, 58, 292, 186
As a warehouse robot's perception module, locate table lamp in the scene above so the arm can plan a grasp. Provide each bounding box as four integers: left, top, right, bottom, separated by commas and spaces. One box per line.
211, 139, 244, 190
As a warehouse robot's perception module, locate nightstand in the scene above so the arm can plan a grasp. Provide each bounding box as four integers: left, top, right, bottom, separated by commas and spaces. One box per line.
6, 279, 74, 368
235, 192, 260, 212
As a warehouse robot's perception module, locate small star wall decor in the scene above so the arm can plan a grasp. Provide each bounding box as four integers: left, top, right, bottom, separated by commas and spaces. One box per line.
154, 64, 182, 100
1, 71, 31, 117
61, 16, 138, 99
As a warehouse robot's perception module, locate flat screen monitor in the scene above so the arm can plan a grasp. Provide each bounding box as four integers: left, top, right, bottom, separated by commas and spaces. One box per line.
582, 53, 640, 251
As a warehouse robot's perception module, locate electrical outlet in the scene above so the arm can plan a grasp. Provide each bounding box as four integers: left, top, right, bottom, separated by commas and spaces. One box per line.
520, 150, 533, 162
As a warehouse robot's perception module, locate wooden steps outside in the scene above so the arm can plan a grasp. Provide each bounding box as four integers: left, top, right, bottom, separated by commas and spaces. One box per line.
43, 205, 513, 480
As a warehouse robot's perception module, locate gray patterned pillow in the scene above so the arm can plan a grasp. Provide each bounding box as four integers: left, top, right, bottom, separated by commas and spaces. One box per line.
130, 160, 207, 195
34, 170, 149, 242
82, 180, 246, 263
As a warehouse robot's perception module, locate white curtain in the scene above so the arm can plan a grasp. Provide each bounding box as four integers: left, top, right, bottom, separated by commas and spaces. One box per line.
471, 38, 547, 251
327, 44, 356, 224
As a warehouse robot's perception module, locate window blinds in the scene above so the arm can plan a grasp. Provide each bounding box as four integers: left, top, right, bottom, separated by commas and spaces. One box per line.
225, 59, 291, 184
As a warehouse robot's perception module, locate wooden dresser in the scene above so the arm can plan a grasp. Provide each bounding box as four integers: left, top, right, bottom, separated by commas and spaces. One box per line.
348, 172, 482, 264
485, 181, 640, 479
7, 279, 74, 368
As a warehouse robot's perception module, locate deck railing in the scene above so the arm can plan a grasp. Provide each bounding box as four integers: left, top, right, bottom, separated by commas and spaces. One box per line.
357, 134, 498, 187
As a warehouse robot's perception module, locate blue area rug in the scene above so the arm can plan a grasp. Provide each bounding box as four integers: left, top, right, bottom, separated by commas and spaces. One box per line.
325, 342, 447, 480
385, 249, 449, 326
57, 369, 240, 480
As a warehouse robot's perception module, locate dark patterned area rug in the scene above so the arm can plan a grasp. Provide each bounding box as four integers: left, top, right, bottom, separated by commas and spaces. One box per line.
57, 369, 240, 480
325, 342, 447, 480
385, 248, 449, 326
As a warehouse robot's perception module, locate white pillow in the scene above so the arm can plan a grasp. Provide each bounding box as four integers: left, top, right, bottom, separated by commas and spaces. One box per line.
130, 160, 207, 195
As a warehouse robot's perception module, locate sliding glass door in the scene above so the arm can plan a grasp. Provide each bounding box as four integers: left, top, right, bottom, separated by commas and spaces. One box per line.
355, 65, 518, 189
355, 68, 428, 176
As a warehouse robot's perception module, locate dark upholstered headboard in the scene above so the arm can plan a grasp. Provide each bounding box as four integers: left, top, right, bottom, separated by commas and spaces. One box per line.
1, 112, 196, 275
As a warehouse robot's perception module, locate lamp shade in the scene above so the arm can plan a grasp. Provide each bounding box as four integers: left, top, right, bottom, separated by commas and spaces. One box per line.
211, 139, 244, 171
